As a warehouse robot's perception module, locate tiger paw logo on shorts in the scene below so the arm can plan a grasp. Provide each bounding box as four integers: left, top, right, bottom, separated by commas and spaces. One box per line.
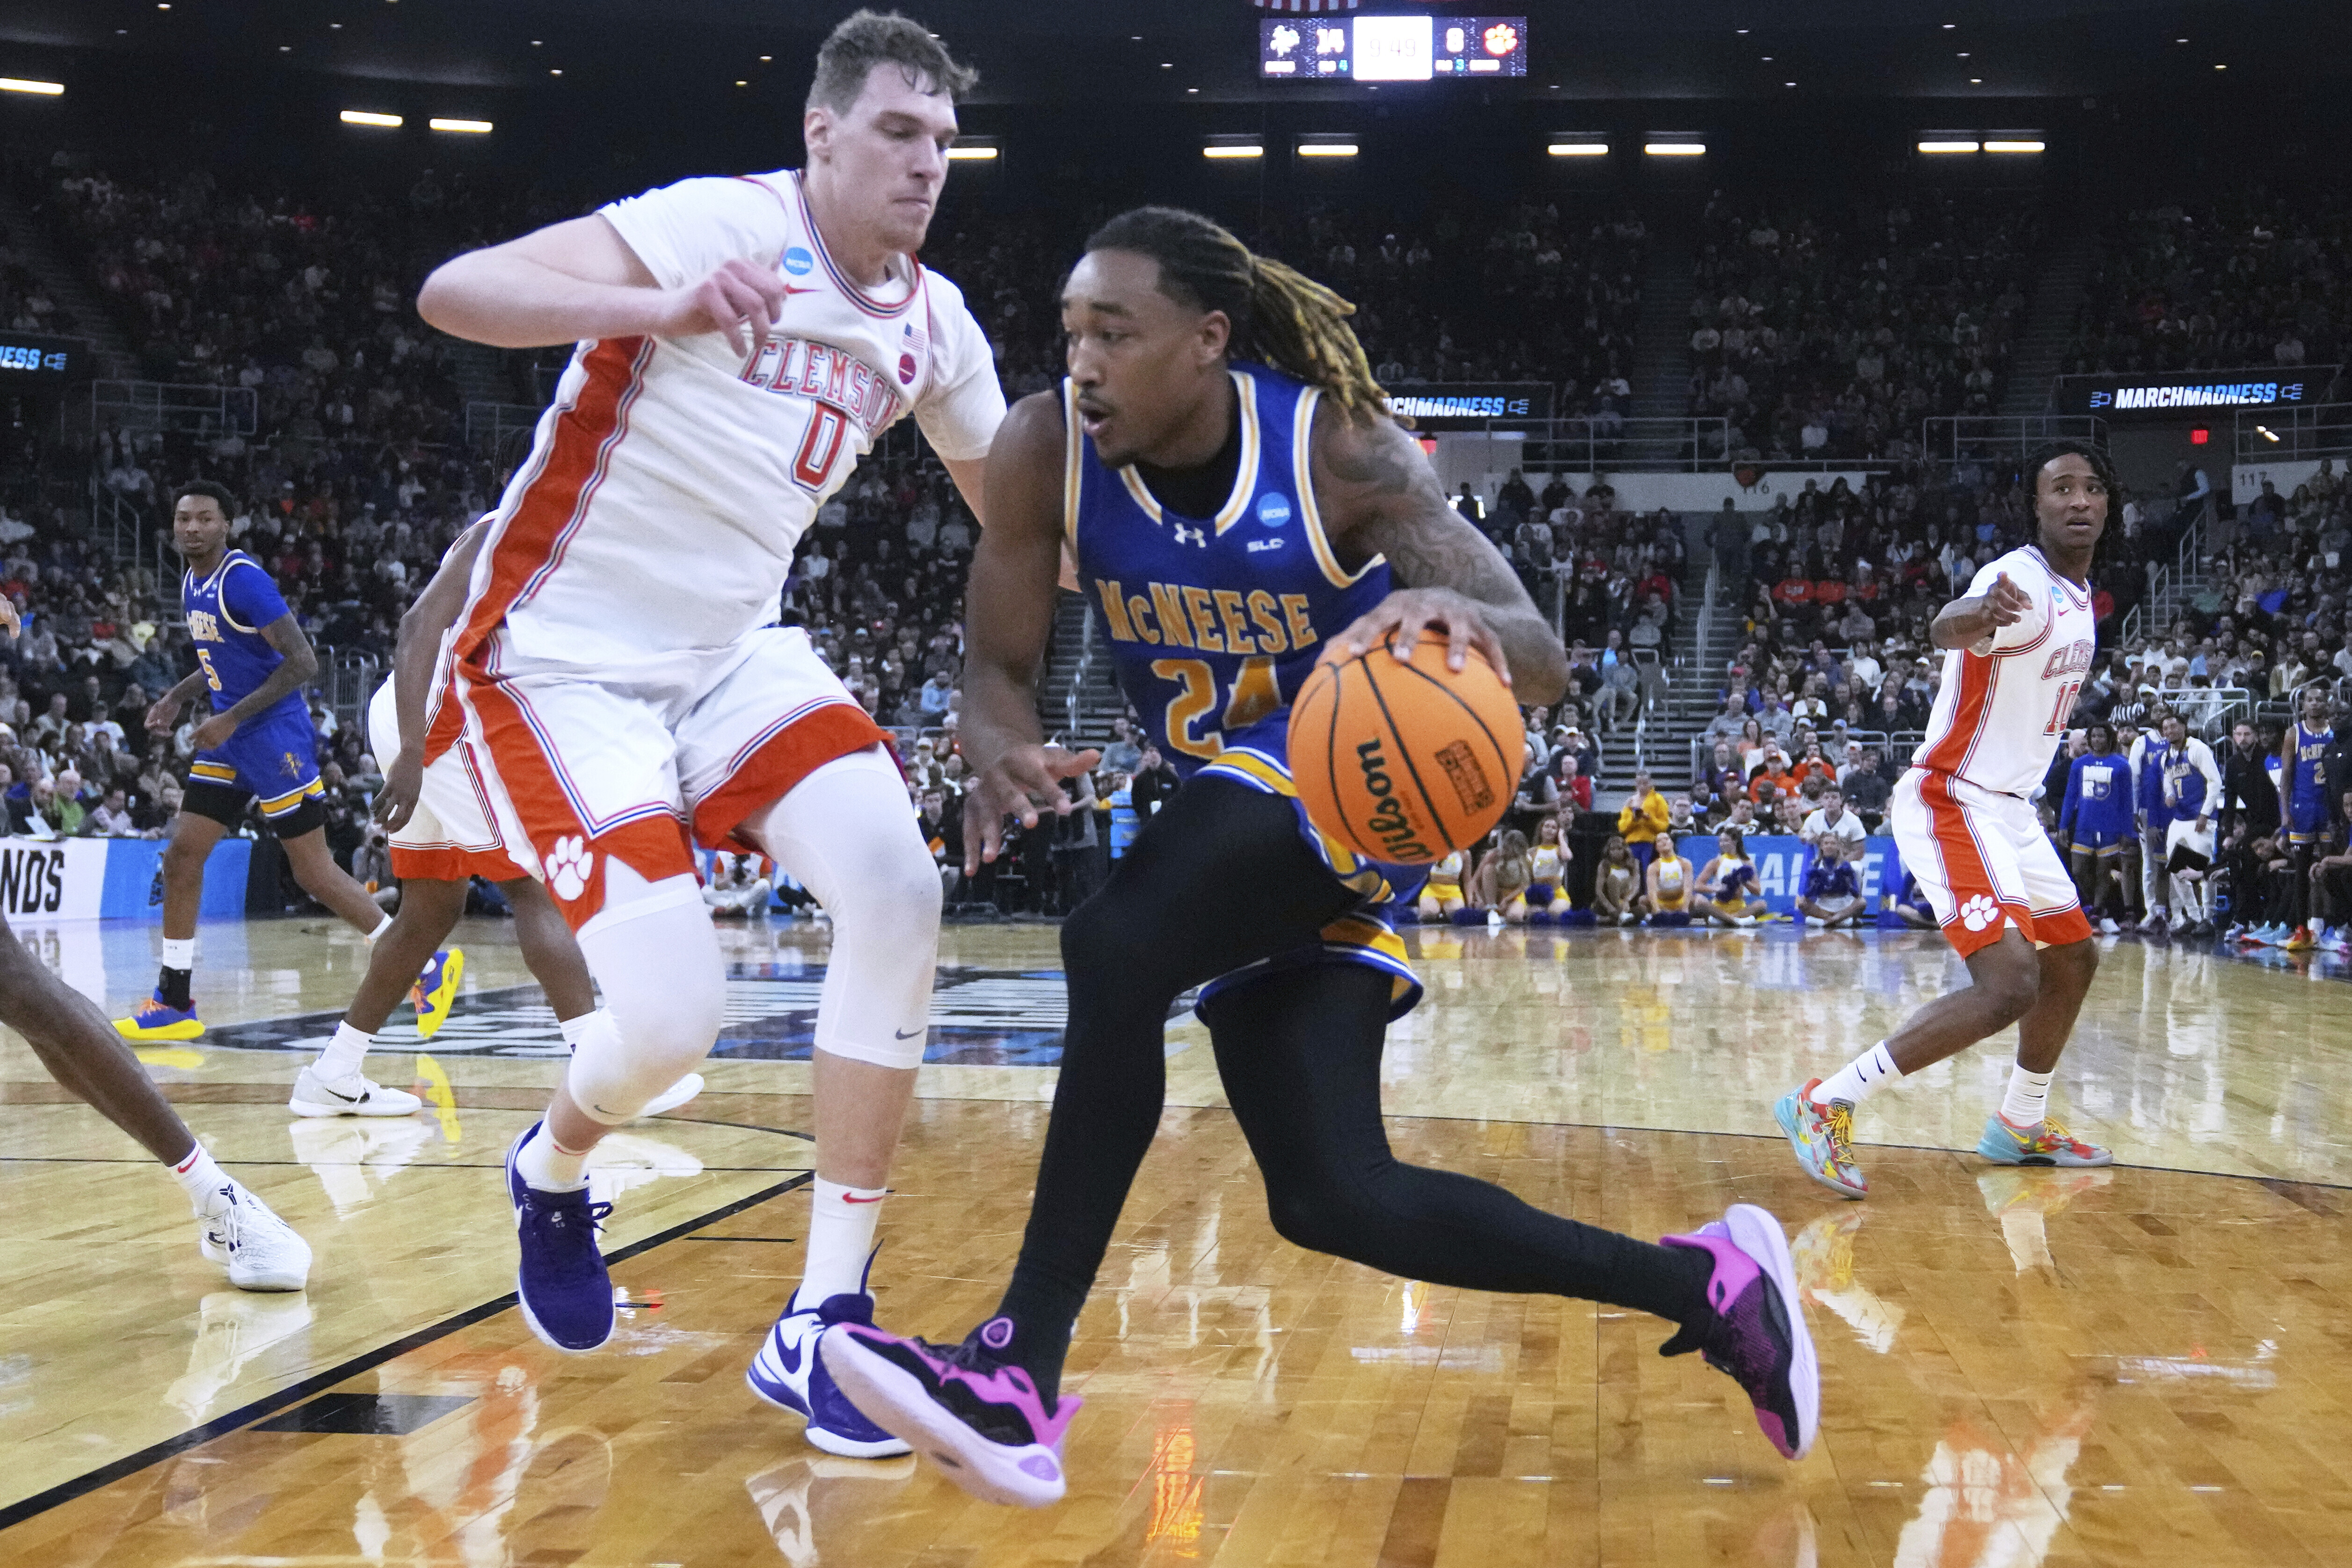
1959, 894, 2000, 933
546, 836, 594, 902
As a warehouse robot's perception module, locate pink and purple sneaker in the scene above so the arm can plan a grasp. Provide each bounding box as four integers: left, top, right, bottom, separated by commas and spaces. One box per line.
819, 1315, 1083, 1508
1658, 1203, 1819, 1459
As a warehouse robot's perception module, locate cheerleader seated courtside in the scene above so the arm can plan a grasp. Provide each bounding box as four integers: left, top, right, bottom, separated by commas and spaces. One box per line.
1417, 849, 1468, 922
1515, 815, 1573, 923
1592, 835, 1642, 926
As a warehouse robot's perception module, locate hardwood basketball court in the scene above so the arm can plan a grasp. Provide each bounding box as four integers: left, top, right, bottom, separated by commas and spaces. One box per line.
2, 915, 2346, 1567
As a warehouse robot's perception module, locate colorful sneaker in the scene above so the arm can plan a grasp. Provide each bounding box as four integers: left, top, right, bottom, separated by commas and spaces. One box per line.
1774, 1080, 1866, 1199
115, 993, 204, 1041
749, 1280, 914, 1458
288, 1064, 422, 1118
819, 1317, 1083, 1508
1659, 1205, 1819, 1460
1976, 1114, 2113, 1168
505, 1122, 615, 1351
637, 1072, 705, 1120
409, 948, 465, 1041
195, 1180, 312, 1292
2284, 925, 2318, 952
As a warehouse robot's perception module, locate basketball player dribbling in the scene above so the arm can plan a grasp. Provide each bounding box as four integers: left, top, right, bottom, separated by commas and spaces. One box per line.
0, 593, 310, 1291
822, 207, 1819, 1506
415, 11, 1000, 1456
1777, 441, 2116, 1197
312, 520, 703, 1125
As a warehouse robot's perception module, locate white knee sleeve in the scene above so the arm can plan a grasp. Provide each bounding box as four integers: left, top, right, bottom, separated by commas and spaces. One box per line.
748, 747, 939, 1070
568, 865, 725, 1124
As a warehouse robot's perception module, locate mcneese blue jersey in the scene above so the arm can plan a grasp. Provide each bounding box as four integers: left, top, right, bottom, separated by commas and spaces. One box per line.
183, 550, 303, 722
1067, 363, 1391, 773
2286, 719, 2333, 835
2061, 751, 2134, 845
1064, 363, 1419, 1014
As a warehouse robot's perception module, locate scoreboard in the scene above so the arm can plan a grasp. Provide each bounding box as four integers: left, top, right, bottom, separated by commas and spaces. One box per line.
1260, 15, 1528, 81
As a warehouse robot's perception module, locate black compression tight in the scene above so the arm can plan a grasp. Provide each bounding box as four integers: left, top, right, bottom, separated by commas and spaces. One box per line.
992, 777, 1711, 1404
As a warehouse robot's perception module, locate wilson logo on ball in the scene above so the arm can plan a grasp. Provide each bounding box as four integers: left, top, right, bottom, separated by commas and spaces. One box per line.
1354, 737, 1436, 862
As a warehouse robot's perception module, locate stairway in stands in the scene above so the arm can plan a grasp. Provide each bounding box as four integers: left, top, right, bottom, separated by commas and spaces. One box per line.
0, 186, 138, 379
1621, 219, 1698, 467
1587, 535, 1733, 810
1039, 591, 1127, 747
2000, 229, 2099, 417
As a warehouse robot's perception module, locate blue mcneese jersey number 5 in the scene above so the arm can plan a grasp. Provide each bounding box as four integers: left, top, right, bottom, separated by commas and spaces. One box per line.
1068, 365, 1391, 769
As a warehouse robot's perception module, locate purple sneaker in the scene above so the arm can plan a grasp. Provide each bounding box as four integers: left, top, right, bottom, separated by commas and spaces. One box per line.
505, 1122, 615, 1352
1659, 1203, 1819, 1459
819, 1316, 1083, 1508
748, 1283, 913, 1459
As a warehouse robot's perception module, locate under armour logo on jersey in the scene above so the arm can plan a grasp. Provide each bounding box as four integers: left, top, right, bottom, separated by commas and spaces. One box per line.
1171, 523, 1207, 547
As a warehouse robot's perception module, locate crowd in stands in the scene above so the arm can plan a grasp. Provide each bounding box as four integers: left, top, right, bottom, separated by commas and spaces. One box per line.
1685, 192, 2041, 465
2068, 193, 2352, 389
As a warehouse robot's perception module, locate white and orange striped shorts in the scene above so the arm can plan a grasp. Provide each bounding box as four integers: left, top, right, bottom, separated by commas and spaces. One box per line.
1892, 768, 2093, 957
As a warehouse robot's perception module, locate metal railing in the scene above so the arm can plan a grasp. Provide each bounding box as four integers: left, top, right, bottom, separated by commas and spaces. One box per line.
2119, 508, 2202, 649
1497, 416, 1730, 474
1919, 415, 2109, 476
464, 400, 548, 456
2233, 403, 2352, 463
316, 649, 382, 733
82, 381, 257, 438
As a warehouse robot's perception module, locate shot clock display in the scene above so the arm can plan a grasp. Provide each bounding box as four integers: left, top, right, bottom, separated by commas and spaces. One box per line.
1260, 15, 1527, 81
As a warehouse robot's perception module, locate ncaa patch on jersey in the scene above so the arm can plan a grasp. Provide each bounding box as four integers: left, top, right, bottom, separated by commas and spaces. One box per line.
1257, 492, 1293, 529
782, 247, 815, 277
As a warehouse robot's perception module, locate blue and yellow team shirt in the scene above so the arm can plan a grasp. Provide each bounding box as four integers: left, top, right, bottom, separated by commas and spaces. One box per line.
182, 550, 303, 721
2286, 719, 2333, 838
1065, 362, 1420, 1013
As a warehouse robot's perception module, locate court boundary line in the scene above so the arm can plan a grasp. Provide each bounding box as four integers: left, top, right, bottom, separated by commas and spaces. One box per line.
0, 1168, 814, 1532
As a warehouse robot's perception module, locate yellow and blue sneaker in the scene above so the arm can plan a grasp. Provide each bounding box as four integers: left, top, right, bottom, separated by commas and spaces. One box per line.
408, 948, 464, 1042
1976, 1115, 2112, 1167
1773, 1079, 1866, 1198
114, 993, 204, 1041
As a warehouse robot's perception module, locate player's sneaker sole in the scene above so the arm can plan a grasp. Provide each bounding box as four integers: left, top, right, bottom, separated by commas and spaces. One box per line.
1721, 1203, 1819, 1459
1774, 1088, 1866, 1199
820, 1326, 1069, 1508
116, 1014, 204, 1041
1975, 1116, 2114, 1168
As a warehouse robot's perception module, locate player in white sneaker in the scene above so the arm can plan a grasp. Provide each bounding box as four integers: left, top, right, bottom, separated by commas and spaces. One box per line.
1778, 442, 2116, 1195
418, 12, 995, 1450
300, 520, 704, 1126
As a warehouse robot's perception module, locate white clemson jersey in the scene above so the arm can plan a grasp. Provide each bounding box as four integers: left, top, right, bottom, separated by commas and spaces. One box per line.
1912, 546, 2097, 797
465, 168, 1003, 667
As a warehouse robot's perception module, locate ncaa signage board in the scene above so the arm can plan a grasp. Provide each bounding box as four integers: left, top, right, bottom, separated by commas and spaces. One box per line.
2052, 366, 2336, 422
1385, 382, 1554, 429
0, 330, 88, 391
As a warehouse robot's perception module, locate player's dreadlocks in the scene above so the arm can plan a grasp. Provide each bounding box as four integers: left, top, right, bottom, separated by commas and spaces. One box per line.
1085, 206, 1390, 423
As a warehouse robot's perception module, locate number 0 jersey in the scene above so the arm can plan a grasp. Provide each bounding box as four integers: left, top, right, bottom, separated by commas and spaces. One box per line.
1066, 363, 1391, 775
1913, 545, 2097, 798
458, 169, 1004, 671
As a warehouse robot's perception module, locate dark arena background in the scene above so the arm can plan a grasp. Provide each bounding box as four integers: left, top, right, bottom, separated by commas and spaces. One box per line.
2, 4, 2351, 1566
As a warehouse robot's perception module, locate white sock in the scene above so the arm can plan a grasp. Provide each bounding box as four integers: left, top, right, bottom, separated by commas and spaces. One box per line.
316, 1021, 372, 1082
367, 913, 393, 942
170, 1143, 232, 1212
796, 1177, 886, 1307
161, 936, 196, 971
2000, 1065, 2054, 1128
558, 1010, 603, 1050
1813, 1041, 1902, 1107
516, 1123, 590, 1191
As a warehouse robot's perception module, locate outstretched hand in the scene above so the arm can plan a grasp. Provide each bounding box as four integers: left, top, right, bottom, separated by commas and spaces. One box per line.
963, 744, 1103, 876
1984, 572, 2033, 627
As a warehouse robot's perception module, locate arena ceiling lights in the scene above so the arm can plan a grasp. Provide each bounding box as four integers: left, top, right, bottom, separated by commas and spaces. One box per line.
1203, 134, 1264, 160
340, 110, 402, 128
945, 135, 999, 162
1547, 134, 1609, 157
428, 117, 493, 134
1918, 131, 2045, 154
1642, 137, 1705, 156
1296, 133, 1358, 159
0, 78, 64, 96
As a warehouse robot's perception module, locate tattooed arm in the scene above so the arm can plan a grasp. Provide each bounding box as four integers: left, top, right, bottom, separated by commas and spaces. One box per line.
1311, 406, 1570, 705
